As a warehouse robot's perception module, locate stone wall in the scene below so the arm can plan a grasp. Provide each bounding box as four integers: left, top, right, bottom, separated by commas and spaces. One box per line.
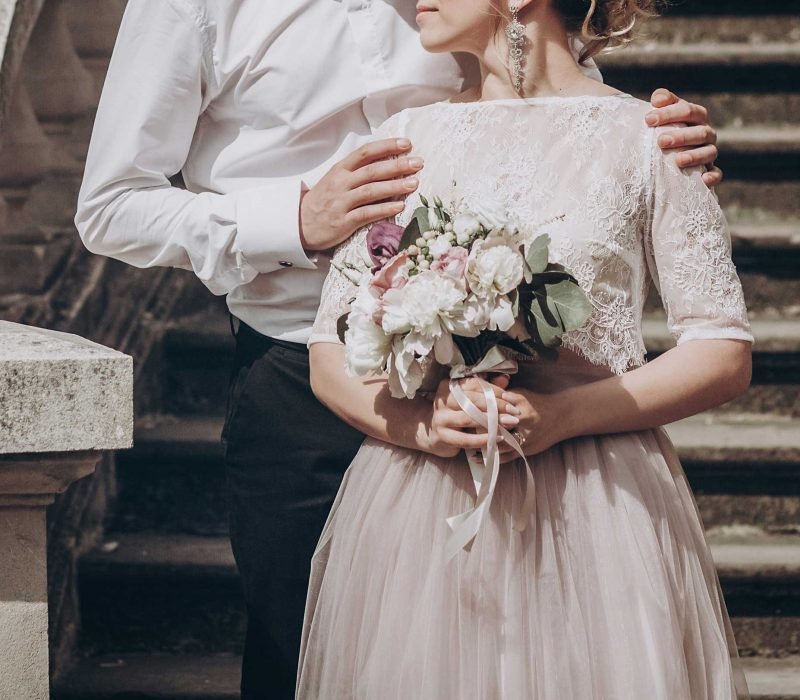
0, 0, 210, 680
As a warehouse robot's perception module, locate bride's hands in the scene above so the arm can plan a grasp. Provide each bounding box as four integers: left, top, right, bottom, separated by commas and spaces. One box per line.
496, 387, 574, 463
424, 377, 521, 458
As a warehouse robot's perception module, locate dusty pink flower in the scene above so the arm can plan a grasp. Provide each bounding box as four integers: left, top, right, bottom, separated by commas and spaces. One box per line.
367, 221, 405, 267
371, 252, 410, 293
431, 246, 469, 280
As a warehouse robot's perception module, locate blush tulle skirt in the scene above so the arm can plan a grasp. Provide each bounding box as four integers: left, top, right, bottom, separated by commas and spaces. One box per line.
296, 360, 750, 700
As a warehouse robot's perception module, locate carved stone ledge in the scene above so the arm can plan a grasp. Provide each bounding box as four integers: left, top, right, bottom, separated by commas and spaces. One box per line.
0, 322, 132, 699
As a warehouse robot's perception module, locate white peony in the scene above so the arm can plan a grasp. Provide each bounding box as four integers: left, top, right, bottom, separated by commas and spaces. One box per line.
343, 285, 392, 375
466, 236, 525, 298
453, 213, 481, 245
381, 271, 467, 338
468, 196, 508, 231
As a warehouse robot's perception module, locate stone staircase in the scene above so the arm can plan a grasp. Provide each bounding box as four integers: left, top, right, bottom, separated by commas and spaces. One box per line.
55, 3, 800, 699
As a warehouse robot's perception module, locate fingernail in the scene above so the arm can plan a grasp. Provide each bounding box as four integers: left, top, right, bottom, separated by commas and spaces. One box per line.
645, 113, 658, 126
659, 135, 674, 147
392, 201, 405, 211
408, 157, 424, 170
501, 416, 520, 427
506, 405, 521, 415
404, 177, 419, 190
397, 138, 411, 150
677, 154, 691, 167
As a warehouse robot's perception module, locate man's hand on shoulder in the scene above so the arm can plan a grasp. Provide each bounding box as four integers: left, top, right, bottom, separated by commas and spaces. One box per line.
299, 139, 424, 251
645, 89, 722, 188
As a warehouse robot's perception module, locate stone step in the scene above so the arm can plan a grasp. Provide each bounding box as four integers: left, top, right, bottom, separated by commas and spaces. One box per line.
54, 653, 241, 700
642, 15, 800, 44
715, 129, 800, 182
52, 652, 800, 700
662, 0, 798, 16
599, 44, 799, 94
75, 532, 800, 658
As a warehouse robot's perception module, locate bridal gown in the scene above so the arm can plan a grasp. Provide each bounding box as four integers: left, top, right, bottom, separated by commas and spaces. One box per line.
298, 95, 753, 699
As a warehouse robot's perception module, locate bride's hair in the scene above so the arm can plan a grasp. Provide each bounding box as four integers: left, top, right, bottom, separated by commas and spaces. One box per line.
556, 0, 659, 62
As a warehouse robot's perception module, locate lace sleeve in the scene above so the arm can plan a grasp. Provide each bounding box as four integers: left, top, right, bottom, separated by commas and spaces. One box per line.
308, 226, 371, 346
308, 111, 409, 346
645, 130, 753, 346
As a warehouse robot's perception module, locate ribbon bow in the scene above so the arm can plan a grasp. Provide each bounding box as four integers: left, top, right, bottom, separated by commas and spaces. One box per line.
444, 347, 536, 561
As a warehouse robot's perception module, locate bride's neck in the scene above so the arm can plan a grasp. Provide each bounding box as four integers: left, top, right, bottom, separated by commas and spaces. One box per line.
467, 9, 603, 101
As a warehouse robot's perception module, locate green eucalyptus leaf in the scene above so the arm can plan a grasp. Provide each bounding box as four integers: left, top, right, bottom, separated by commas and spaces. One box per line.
545, 279, 593, 332
525, 234, 550, 275
398, 217, 421, 251
413, 206, 431, 233
529, 292, 562, 348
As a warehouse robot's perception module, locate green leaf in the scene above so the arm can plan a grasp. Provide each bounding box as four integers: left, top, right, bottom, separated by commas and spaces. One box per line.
419, 194, 429, 207
525, 234, 550, 275
398, 216, 421, 252
413, 205, 431, 233
336, 312, 350, 343
529, 290, 562, 348
544, 280, 593, 332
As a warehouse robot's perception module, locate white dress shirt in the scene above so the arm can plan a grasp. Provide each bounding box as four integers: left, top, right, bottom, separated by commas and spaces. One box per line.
76, 0, 601, 343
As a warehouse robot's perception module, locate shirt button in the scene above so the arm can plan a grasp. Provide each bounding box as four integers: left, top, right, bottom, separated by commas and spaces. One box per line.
279, 260, 293, 268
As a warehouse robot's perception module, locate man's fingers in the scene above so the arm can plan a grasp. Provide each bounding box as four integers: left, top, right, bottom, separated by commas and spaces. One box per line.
702, 165, 724, 187
339, 138, 412, 171
657, 125, 717, 150
676, 144, 719, 170
350, 156, 424, 188
649, 88, 678, 109
646, 98, 709, 128
346, 201, 406, 229
348, 177, 418, 208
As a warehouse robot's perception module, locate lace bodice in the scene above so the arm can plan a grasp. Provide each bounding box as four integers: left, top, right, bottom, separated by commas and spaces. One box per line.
310, 95, 752, 374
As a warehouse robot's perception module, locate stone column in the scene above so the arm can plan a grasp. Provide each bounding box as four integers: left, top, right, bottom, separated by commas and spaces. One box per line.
0, 321, 132, 700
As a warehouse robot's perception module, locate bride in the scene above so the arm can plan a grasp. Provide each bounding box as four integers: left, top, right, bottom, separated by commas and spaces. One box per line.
297, 0, 753, 698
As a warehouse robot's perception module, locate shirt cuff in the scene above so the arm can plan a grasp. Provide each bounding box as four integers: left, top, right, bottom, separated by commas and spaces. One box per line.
235, 179, 317, 273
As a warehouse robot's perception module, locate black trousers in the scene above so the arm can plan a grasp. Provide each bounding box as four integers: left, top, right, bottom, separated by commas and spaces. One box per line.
222, 322, 364, 699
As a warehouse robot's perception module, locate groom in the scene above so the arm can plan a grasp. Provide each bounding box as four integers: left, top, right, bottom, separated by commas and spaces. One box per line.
76, 1, 723, 697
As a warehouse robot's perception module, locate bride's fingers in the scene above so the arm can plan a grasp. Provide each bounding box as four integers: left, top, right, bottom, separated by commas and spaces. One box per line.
444, 391, 520, 415
437, 408, 519, 430
437, 427, 491, 450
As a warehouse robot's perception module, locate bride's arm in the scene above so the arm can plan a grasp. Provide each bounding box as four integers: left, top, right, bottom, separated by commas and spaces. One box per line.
309, 343, 519, 456
482, 137, 751, 459
493, 338, 750, 458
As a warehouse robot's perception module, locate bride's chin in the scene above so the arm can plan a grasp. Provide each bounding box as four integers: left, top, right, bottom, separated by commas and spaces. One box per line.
419, 34, 456, 54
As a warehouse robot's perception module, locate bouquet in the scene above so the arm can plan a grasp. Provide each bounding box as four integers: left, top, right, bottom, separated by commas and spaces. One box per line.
336, 192, 592, 558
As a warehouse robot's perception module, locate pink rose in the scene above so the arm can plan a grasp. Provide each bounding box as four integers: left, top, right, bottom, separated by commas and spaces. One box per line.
369, 252, 410, 324
371, 251, 410, 293
431, 246, 469, 280
367, 220, 405, 267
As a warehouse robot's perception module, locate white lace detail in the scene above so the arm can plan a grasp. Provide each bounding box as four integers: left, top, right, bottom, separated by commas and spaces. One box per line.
310, 97, 752, 370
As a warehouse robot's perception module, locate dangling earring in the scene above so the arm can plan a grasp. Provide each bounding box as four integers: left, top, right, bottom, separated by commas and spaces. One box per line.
506, 3, 526, 93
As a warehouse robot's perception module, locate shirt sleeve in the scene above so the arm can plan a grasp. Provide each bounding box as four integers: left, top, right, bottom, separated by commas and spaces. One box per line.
645, 128, 753, 345
74, 0, 315, 297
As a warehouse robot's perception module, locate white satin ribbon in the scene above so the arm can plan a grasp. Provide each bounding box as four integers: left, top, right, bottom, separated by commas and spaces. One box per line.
444, 376, 536, 561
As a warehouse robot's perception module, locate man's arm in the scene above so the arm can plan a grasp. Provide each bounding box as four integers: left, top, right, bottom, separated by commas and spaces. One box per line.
75, 0, 317, 295
76, 1, 421, 295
